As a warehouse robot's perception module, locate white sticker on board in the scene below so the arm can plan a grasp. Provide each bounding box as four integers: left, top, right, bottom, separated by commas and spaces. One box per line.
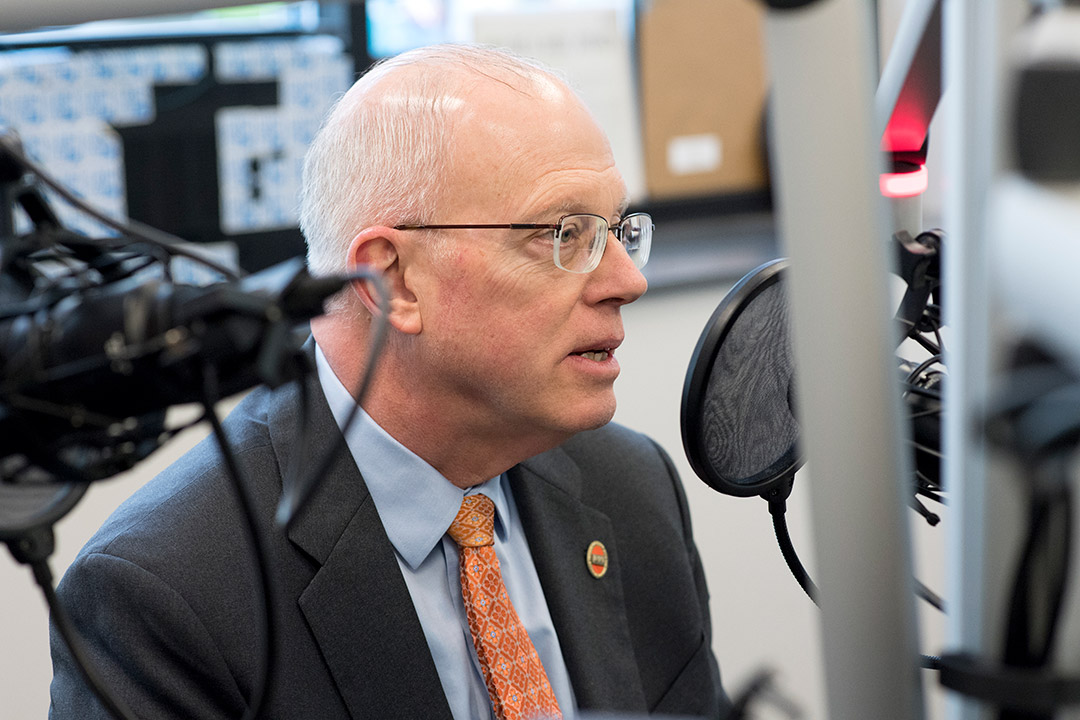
667, 133, 722, 176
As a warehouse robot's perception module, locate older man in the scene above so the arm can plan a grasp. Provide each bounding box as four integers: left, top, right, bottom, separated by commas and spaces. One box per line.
50, 44, 729, 719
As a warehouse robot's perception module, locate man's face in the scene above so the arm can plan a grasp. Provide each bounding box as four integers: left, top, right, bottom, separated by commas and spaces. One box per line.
407, 77, 648, 449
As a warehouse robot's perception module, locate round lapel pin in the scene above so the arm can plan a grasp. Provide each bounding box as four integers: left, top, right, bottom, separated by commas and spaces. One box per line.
586, 540, 608, 579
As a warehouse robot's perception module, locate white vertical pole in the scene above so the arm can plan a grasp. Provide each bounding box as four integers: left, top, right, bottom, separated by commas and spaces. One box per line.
762, 1, 924, 718
940, 2, 995, 718
942, 2, 1026, 719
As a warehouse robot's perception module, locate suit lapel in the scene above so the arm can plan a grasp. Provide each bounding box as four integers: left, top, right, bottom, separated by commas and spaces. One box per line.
265, 349, 645, 716
510, 449, 648, 713
270, 372, 453, 720
296, 494, 452, 720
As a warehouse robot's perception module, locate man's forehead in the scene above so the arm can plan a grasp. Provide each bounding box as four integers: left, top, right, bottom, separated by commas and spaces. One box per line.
520, 196, 632, 221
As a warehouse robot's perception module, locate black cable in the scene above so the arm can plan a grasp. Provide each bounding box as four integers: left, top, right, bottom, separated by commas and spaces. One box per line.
0, 135, 239, 280
915, 579, 945, 612
906, 354, 943, 383
768, 498, 818, 605
200, 365, 278, 720
28, 555, 140, 720
768, 496, 947, 667
911, 331, 942, 356
277, 268, 390, 530
911, 496, 941, 526
909, 407, 942, 421
902, 382, 943, 401
914, 479, 944, 505
33, 250, 158, 297
997, 454, 1072, 720
768, 497, 945, 612
907, 440, 943, 461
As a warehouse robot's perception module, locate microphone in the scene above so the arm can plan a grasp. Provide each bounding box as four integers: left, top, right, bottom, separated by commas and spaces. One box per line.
681, 248, 945, 600
0, 128, 378, 720
680, 258, 799, 499
0, 257, 348, 483
681, 248, 944, 502
0, 127, 361, 539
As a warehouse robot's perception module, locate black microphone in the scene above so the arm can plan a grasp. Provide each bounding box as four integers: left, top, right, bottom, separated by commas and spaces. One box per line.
680, 253, 946, 605
0, 257, 348, 482
681, 258, 799, 499
681, 249, 944, 502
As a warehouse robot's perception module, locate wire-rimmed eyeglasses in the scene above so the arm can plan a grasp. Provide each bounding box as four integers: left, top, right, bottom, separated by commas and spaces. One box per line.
393, 212, 653, 274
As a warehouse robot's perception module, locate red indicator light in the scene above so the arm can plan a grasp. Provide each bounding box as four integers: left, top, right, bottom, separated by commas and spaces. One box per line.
880, 164, 929, 198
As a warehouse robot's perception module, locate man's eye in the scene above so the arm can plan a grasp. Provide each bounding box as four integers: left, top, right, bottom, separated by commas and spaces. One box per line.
558, 224, 585, 244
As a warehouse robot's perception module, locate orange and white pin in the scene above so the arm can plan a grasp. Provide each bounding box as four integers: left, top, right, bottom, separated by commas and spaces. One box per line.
586, 541, 608, 579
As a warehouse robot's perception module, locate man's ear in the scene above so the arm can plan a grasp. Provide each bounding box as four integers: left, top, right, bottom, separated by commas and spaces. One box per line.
347, 226, 422, 335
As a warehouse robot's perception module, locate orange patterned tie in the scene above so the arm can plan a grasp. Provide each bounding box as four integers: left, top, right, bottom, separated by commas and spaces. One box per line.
447, 494, 563, 720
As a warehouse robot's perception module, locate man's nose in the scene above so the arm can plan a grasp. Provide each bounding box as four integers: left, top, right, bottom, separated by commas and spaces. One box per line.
589, 232, 648, 304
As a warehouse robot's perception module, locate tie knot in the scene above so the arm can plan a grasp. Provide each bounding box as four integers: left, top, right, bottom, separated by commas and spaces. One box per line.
448, 494, 495, 548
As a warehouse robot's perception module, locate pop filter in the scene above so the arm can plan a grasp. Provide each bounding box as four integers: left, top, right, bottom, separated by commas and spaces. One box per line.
681, 258, 800, 498
681, 255, 946, 612
0, 479, 87, 544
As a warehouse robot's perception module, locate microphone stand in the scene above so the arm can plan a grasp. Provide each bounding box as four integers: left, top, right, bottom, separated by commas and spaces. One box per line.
1, 139, 136, 718
3, 521, 141, 720
761, 2, 924, 717
1, 121, 393, 719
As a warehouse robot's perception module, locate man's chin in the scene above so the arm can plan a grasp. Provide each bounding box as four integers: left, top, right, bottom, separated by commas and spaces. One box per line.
522, 392, 618, 446
566, 398, 617, 434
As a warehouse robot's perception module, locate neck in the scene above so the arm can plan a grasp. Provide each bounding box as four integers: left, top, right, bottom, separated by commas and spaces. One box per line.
361, 390, 565, 489
313, 316, 566, 489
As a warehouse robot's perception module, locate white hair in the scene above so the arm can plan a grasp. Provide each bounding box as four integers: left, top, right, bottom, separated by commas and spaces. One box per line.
299, 44, 569, 291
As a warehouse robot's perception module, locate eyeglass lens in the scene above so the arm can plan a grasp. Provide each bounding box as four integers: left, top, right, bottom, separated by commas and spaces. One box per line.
553, 214, 652, 273
619, 214, 652, 268
553, 215, 599, 273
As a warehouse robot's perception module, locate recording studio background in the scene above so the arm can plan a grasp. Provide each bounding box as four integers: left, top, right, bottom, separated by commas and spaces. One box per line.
0, 2, 950, 719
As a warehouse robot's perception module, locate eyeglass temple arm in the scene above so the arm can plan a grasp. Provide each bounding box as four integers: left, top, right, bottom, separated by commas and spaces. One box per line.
393, 223, 560, 231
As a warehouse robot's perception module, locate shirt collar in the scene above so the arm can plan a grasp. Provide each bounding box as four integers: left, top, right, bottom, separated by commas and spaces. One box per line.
314, 343, 509, 569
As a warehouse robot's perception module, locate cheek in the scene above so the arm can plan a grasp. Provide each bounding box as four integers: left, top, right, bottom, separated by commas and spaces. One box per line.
437, 254, 547, 317
427, 252, 479, 313
425, 251, 583, 358
424, 262, 509, 353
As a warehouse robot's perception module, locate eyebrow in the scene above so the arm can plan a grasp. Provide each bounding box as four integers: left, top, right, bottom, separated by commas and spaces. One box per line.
527, 196, 633, 223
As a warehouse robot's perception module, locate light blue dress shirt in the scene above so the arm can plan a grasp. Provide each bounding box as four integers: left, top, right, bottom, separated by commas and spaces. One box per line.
315, 345, 576, 720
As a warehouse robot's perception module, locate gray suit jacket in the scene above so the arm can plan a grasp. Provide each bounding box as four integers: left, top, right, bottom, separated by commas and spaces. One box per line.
49, 372, 728, 719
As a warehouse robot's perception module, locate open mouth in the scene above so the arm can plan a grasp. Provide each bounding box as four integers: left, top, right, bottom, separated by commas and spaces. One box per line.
575, 349, 611, 362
